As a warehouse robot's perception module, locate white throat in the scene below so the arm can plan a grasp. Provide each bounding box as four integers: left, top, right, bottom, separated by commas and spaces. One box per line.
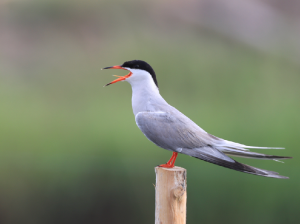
124, 68, 166, 116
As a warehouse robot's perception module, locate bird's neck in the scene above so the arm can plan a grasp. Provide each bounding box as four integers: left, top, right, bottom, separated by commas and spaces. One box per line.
129, 79, 166, 116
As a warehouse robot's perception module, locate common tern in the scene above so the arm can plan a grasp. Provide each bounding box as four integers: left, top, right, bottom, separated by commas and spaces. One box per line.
103, 60, 291, 179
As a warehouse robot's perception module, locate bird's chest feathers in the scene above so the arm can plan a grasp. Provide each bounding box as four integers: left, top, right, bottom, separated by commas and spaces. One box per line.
131, 88, 164, 116
132, 93, 154, 115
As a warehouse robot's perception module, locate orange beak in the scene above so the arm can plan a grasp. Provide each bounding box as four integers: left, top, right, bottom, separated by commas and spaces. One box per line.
103, 65, 132, 86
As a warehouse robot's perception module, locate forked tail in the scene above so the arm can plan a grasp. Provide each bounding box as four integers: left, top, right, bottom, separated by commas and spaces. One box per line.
180, 147, 290, 179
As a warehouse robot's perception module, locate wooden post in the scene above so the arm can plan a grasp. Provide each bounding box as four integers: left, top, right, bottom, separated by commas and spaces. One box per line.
155, 166, 187, 224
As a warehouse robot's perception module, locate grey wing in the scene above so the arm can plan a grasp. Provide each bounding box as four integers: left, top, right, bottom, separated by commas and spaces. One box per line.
135, 111, 233, 162
135, 111, 289, 179
181, 147, 288, 179
135, 111, 213, 151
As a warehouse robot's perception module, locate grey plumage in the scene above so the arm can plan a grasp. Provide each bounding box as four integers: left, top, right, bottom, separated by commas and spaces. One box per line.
136, 110, 290, 179
104, 60, 291, 179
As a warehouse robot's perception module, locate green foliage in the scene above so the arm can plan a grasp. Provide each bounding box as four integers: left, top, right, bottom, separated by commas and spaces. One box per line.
0, 1, 299, 223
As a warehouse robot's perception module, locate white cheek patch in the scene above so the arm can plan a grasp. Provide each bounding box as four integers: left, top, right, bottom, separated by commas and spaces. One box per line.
124, 68, 159, 92
126, 69, 152, 81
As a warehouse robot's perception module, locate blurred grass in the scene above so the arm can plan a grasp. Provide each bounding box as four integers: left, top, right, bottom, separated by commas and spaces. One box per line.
0, 1, 299, 224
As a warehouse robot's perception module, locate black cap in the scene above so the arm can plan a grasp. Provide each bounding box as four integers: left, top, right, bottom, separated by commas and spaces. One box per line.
121, 60, 158, 87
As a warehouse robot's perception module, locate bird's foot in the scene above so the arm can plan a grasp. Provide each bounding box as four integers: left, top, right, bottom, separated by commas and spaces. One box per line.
157, 152, 178, 168
158, 163, 175, 168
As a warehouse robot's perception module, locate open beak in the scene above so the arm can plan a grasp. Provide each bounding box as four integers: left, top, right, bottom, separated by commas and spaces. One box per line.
103, 65, 132, 86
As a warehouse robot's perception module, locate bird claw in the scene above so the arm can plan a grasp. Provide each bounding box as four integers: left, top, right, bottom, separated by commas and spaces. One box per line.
158, 163, 174, 168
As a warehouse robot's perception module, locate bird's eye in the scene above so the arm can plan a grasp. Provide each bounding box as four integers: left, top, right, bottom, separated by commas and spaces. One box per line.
134, 65, 139, 68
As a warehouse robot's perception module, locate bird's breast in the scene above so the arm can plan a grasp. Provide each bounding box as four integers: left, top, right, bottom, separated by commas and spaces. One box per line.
131, 90, 167, 116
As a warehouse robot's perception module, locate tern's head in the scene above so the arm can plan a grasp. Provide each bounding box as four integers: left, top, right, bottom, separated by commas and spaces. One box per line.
103, 60, 158, 88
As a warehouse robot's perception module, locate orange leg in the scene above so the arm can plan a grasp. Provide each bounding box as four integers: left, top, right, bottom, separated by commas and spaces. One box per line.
158, 152, 178, 168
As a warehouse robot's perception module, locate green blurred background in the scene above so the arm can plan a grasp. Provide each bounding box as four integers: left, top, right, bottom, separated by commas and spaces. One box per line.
0, 0, 299, 223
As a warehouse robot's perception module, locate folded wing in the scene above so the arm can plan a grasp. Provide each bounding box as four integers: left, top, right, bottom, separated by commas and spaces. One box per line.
136, 111, 290, 179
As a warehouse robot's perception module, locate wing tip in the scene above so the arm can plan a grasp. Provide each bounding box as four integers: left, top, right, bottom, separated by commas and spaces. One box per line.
184, 148, 290, 179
